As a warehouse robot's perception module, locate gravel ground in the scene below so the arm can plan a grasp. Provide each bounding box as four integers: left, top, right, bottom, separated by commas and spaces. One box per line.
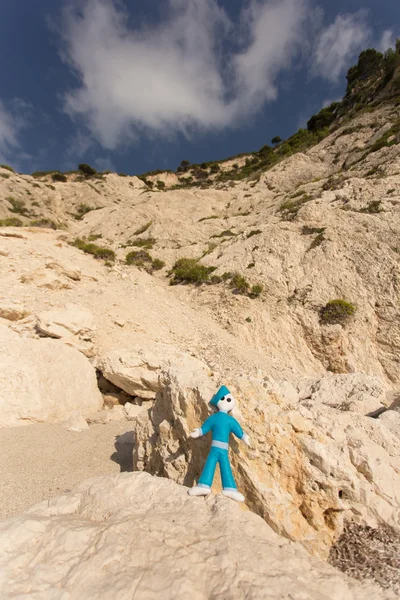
329, 522, 400, 595
0, 421, 134, 518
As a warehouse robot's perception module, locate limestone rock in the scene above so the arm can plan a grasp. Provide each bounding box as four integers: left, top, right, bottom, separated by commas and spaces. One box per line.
36, 304, 96, 340
97, 344, 207, 400
61, 411, 89, 432
378, 410, 400, 439
45, 260, 81, 281
0, 472, 394, 600
0, 326, 103, 427
132, 366, 400, 557
21, 268, 72, 290
298, 373, 388, 414
0, 301, 27, 322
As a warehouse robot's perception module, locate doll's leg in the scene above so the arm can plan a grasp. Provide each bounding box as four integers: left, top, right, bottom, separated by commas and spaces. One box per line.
219, 450, 244, 503
188, 448, 218, 496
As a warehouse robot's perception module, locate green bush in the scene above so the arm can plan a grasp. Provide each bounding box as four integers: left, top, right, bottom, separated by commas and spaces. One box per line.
0, 217, 23, 227
130, 237, 155, 250
73, 203, 96, 220
0, 173, 10, 179
230, 272, 250, 294
52, 172, 67, 182
169, 258, 216, 285
126, 250, 165, 273
0, 164, 14, 172
249, 284, 263, 298
279, 194, 312, 219
88, 233, 102, 241
247, 229, 262, 239
126, 250, 152, 267
211, 229, 235, 239
151, 258, 165, 271
30, 219, 58, 230
320, 299, 356, 324
7, 197, 30, 216
307, 103, 341, 132
271, 136, 282, 145
156, 180, 166, 190
134, 221, 152, 235
72, 238, 115, 261
360, 200, 383, 214
78, 163, 97, 176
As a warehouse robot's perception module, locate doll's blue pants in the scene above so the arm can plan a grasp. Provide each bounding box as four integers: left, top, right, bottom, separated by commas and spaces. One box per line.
198, 446, 237, 490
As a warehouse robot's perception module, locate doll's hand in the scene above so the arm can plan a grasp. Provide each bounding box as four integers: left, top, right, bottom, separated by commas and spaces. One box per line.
190, 428, 202, 439
242, 433, 251, 447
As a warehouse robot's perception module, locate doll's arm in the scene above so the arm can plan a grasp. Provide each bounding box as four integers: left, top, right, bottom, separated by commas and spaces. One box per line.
190, 415, 214, 439
232, 419, 251, 447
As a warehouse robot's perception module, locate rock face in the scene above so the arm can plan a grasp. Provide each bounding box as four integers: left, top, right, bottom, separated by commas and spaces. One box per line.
0, 472, 395, 600
133, 365, 400, 557
97, 344, 204, 399
36, 303, 96, 355
0, 326, 103, 426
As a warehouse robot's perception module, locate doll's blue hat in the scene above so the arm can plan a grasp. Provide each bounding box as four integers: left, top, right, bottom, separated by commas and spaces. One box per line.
210, 385, 230, 407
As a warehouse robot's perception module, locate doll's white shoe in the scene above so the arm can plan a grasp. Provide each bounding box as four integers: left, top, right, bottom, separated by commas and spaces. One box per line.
222, 489, 245, 502
188, 485, 211, 497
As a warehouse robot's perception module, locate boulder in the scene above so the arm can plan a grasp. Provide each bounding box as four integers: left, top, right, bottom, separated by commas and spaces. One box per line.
97, 343, 206, 400
0, 301, 27, 322
36, 304, 96, 340
132, 366, 400, 557
378, 410, 400, 439
298, 373, 388, 414
0, 326, 103, 426
0, 472, 394, 600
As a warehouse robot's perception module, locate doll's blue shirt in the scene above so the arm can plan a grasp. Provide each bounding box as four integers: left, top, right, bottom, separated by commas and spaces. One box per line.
200, 412, 243, 443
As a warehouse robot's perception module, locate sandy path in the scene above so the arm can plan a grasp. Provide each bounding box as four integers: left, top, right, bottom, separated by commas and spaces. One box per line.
0, 421, 134, 519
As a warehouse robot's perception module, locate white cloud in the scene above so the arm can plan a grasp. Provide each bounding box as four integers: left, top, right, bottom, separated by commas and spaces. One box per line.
378, 29, 396, 53
312, 12, 370, 83
0, 100, 30, 168
59, 0, 310, 149
322, 97, 342, 108
94, 156, 116, 172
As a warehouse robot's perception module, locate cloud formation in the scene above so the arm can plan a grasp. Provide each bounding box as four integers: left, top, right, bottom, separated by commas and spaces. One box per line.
312, 12, 370, 83
0, 100, 31, 167
60, 0, 309, 149
59, 1, 388, 149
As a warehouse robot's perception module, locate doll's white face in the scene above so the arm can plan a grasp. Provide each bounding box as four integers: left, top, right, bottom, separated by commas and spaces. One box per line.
216, 393, 236, 413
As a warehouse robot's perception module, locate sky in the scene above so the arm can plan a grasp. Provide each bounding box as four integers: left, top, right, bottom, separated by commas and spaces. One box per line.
0, 0, 399, 175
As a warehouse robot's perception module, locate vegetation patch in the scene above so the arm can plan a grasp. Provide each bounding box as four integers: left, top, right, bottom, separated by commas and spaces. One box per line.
156, 180, 165, 190
359, 200, 383, 214
51, 172, 68, 182
134, 221, 152, 235
279, 194, 312, 220
88, 233, 103, 241
126, 250, 151, 268
73, 204, 99, 220
0, 164, 14, 172
129, 237, 155, 250
247, 229, 262, 239
0, 173, 10, 179
210, 229, 235, 239
0, 217, 23, 227
302, 226, 326, 235
78, 163, 97, 176
168, 258, 216, 285
71, 238, 115, 262
30, 219, 58, 229
320, 299, 356, 325
7, 197, 30, 216
198, 215, 220, 222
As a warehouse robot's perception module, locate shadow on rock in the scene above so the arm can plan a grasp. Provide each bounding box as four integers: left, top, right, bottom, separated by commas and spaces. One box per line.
111, 431, 135, 472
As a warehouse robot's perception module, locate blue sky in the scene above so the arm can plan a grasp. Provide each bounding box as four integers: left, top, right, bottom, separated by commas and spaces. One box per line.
0, 0, 399, 175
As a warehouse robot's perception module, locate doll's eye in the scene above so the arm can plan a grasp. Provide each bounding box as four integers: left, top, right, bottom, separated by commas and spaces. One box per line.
226, 397, 231, 403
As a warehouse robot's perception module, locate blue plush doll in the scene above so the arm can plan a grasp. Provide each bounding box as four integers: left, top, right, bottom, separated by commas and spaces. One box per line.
188, 385, 251, 502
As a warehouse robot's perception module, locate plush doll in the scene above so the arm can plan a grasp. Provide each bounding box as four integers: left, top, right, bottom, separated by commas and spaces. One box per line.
188, 385, 251, 502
